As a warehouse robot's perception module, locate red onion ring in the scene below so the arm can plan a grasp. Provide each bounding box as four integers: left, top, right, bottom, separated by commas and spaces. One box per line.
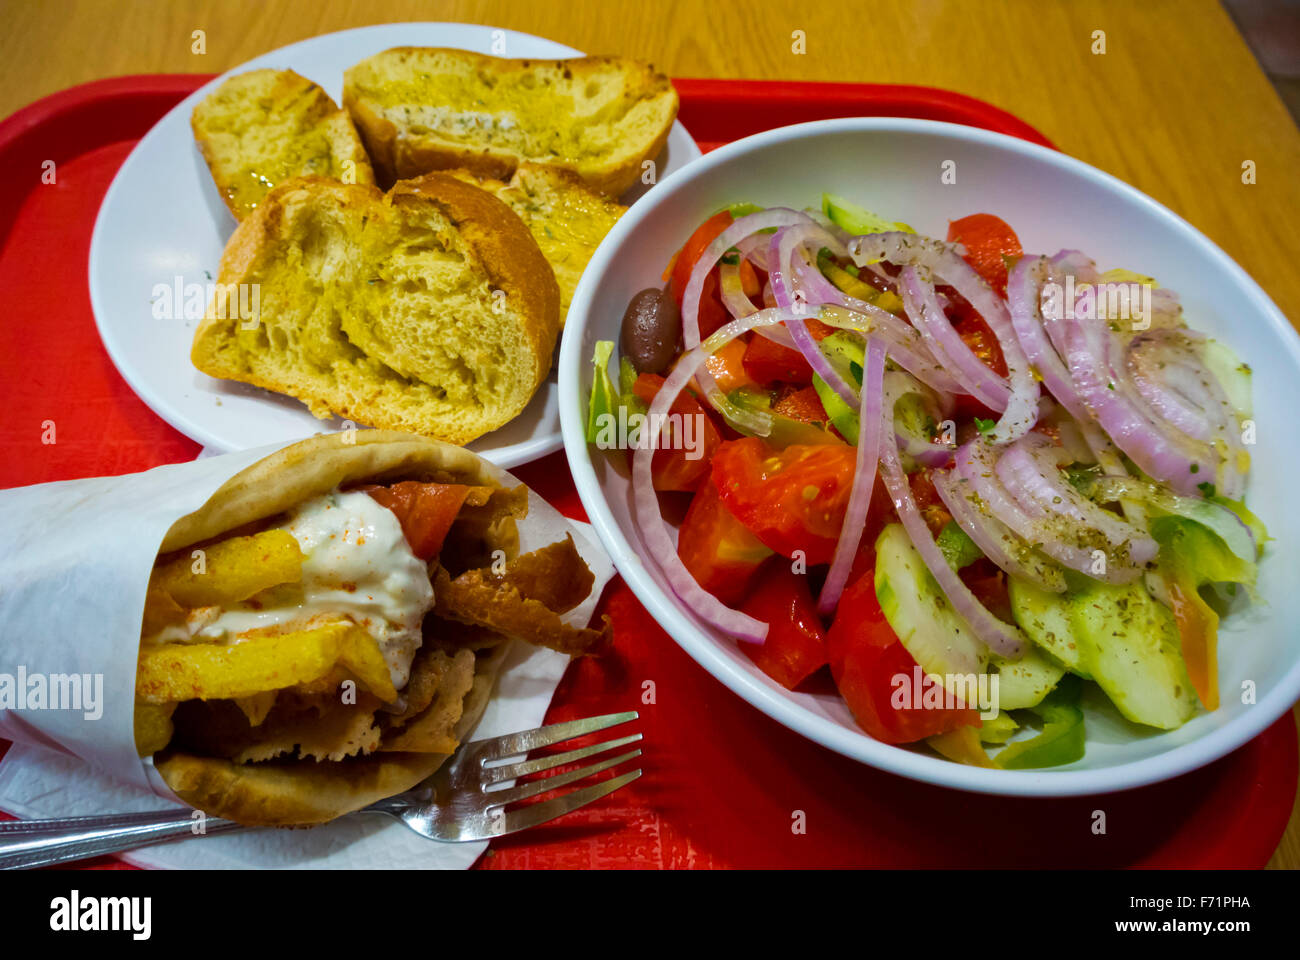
793, 255, 965, 396
885, 370, 956, 468
632, 346, 768, 642
1007, 256, 1132, 478
879, 434, 1028, 658
1125, 329, 1245, 499
898, 265, 1013, 412
1061, 311, 1214, 496
818, 336, 887, 615
996, 434, 1158, 568
1008, 256, 1091, 423
682, 208, 813, 349
718, 260, 757, 320
850, 232, 1039, 443
931, 467, 1066, 592
1127, 335, 1220, 442
1048, 249, 1100, 283
734, 234, 771, 272
954, 438, 1138, 583
633, 305, 813, 644
768, 228, 860, 408
682, 209, 813, 434
1040, 252, 1218, 492
814, 304, 965, 396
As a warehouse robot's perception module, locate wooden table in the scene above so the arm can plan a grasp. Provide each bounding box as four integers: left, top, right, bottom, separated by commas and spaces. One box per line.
1, 0, 1297, 868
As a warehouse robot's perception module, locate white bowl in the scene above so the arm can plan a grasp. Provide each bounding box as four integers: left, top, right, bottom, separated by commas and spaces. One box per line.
560, 117, 1300, 796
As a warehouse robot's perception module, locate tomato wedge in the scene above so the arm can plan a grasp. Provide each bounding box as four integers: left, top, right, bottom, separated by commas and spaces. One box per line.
702, 338, 755, 394
940, 284, 1009, 383
946, 213, 1022, 298
742, 333, 814, 386
361, 481, 475, 561
772, 385, 828, 423
696, 271, 730, 340
677, 479, 774, 606
738, 559, 828, 689
630, 373, 723, 492
667, 210, 733, 340
670, 210, 732, 307
943, 213, 1019, 403
711, 438, 858, 565
960, 560, 1013, 623
827, 568, 980, 744
909, 468, 952, 537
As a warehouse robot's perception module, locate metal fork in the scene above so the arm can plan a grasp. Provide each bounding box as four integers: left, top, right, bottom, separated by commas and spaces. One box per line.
0, 711, 642, 869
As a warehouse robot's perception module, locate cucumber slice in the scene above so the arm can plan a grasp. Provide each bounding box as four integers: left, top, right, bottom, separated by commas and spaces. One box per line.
874, 524, 987, 694
822, 193, 913, 236
1009, 577, 1091, 677
1009, 575, 1197, 728
1201, 338, 1253, 420
990, 645, 1066, 710
1073, 582, 1197, 729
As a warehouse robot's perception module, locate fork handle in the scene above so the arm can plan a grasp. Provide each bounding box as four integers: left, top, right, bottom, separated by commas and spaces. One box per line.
0, 810, 245, 869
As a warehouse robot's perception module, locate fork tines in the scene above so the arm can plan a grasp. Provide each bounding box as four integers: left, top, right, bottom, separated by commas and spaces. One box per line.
470, 711, 642, 833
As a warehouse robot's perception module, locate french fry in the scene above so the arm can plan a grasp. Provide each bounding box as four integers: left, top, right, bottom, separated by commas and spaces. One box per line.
150, 528, 303, 609
292, 666, 353, 697
140, 585, 186, 637
337, 628, 398, 703
287, 633, 398, 703
134, 701, 177, 756
136, 620, 353, 703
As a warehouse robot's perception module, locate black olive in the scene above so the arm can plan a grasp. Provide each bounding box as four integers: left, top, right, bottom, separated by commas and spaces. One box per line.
620, 286, 680, 374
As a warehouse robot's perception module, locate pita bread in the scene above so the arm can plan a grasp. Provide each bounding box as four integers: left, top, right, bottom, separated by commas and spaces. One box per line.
152, 431, 520, 826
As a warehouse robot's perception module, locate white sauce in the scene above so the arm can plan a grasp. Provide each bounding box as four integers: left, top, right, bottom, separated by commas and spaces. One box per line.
146, 490, 435, 689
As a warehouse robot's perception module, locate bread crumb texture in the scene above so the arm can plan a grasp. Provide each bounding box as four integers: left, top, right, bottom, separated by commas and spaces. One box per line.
191, 175, 560, 446
344, 49, 678, 196
445, 163, 624, 321
193, 69, 376, 220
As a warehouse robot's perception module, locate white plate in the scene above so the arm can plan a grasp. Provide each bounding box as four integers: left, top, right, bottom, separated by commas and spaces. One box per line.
561, 117, 1300, 797
88, 23, 700, 468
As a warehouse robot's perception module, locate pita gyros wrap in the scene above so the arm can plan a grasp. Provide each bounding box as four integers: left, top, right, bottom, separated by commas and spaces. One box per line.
0, 431, 613, 827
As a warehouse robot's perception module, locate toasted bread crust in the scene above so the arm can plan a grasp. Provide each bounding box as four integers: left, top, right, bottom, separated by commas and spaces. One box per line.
192, 69, 375, 220
394, 172, 561, 393
343, 48, 678, 196
155, 750, 446, 826
190, 175, 559, 446
443, 163, 625, 324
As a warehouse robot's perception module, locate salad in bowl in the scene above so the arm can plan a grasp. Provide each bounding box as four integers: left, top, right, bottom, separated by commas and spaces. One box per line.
584, 193, 1267, 771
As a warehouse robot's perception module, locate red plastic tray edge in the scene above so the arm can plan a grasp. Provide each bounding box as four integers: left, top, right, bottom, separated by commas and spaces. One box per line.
0, 74, 1058, 157
671, 76, 1057, 151
0, 74, 1293, 871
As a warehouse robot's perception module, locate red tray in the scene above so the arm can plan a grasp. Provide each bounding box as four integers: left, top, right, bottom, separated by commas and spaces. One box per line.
0, 75, 1294, 869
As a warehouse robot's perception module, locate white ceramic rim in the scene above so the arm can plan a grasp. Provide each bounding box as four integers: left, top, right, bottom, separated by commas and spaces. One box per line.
560, 115, 1300, 797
